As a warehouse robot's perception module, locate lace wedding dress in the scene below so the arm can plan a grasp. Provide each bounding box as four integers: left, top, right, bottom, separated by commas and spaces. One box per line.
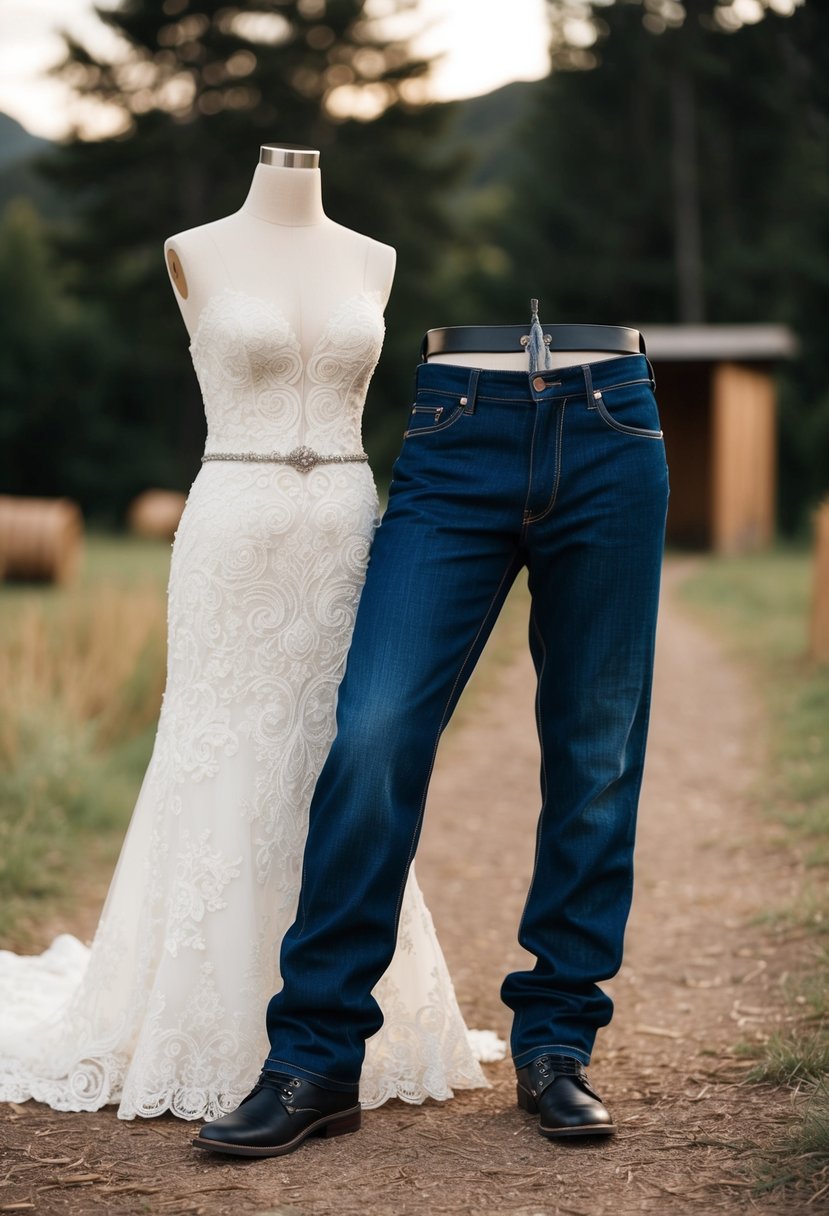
0, 287, 498, 1121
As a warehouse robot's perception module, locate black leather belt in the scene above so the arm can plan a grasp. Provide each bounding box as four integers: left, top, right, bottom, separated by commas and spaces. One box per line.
420, 323, 645, 362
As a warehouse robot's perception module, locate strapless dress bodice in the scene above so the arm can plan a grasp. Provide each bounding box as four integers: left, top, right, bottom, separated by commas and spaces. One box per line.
189, 288, 385, 459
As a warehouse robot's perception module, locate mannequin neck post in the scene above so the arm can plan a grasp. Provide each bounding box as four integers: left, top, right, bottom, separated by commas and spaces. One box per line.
241, 160, 326, 228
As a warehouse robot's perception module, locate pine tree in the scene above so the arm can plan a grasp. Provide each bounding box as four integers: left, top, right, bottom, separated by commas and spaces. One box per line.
478, 0, 809, 325
0, 199, 124, 514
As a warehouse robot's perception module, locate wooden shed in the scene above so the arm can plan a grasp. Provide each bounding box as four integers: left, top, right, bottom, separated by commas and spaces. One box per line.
645, 325, 798, 553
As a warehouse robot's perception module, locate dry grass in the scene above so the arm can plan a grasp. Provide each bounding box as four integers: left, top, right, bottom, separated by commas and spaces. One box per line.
0, 581, 165, 761
0, 555, 168, 945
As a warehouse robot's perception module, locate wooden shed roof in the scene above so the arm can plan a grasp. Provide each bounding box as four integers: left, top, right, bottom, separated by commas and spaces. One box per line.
641, 324, 798, 362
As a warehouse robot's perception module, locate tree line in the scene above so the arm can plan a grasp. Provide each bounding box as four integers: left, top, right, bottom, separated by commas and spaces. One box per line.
0, 0, 825, 534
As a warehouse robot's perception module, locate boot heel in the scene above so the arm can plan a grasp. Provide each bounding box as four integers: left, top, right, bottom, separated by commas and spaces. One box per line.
324, 1109, 361, 1138
516, 1084, 538, 1114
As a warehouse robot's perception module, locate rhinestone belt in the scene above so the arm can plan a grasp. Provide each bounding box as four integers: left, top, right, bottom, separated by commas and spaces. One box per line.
201, 446, 369, 474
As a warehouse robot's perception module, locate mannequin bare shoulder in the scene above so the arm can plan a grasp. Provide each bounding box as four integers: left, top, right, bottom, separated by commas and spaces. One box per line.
315, 221, 396, 306
164, 222, 228, 338
361, 235, 396, 305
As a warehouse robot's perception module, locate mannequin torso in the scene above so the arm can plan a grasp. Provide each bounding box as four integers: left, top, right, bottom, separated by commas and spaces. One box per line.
428, 348, 622, 372
165, 147, 396, 356
430, 347, 617, 369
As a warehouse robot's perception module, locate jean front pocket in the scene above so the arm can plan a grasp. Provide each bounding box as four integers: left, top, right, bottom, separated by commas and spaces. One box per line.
590, 381, 663, 439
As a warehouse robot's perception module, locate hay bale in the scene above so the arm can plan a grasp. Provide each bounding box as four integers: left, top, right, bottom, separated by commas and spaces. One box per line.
128, 489, 186, 540
0, 496, 84, 584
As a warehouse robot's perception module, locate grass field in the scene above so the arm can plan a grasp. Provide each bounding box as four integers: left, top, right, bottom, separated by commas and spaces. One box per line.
678, 547, 829, 1196
0, 536, 171, 945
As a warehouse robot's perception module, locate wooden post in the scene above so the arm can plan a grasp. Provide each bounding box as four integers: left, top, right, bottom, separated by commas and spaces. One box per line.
810, 497, 829, 663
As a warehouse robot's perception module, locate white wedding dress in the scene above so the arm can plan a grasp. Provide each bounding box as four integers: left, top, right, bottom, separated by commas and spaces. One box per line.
0, 286, 498, 1121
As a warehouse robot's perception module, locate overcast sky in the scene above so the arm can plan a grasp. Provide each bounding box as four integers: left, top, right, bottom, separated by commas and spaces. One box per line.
0, 0, 552, 140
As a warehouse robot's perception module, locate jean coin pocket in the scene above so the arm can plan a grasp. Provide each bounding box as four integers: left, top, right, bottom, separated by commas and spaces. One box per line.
404, 401, 465, 438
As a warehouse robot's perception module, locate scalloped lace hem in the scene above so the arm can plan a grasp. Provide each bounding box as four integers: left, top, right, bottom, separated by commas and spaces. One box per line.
0, 1042, 502, 1122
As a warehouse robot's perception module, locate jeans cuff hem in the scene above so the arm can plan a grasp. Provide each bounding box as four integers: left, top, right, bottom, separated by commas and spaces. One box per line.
511, 1044, 591, 1069
264, 1058, 360, 1094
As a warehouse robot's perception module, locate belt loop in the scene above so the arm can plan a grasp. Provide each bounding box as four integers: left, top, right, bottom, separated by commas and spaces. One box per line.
645, 355, 656, 389
581, 362, 595, 405
462, 368, 480, 414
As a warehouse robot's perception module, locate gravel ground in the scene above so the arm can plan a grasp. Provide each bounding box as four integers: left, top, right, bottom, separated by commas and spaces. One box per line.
0, 559, 810, 1215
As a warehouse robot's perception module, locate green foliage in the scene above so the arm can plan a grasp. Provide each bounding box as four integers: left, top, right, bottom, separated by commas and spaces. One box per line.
485, 2, 823, 318
0, 199, 131, 518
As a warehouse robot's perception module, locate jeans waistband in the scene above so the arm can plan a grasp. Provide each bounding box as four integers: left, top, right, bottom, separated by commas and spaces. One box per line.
414, 354, 654, 407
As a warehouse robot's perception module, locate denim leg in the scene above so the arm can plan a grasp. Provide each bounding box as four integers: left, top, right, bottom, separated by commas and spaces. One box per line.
266, 466, 523, 1086
503, 406, 670, 1066
264, 355, 669, 1087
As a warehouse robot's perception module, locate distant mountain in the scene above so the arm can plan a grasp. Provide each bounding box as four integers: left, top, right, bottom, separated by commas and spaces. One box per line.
0, 111, 62, 218
441, 79, 539, 193
0, 111, 50, 169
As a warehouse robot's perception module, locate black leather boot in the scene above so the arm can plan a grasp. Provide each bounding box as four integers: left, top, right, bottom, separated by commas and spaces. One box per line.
516, 1054, 615, 1138
192, 1071, 361, 1158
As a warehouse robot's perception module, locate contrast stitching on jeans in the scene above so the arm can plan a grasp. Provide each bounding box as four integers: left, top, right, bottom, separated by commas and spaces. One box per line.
525, 401, 567, 525
521, 405, 540, 524
593, 392, 663, 438
512, 1043, 591, 1066
390, 553, 522, 932
586, 377, 653, 410
605, 422, 663, 438
464, 367, 481, 414
414, 386, 467, 400
265, 1058, 359, 1088
475, 393, 535, 404
512, 604, 551, 958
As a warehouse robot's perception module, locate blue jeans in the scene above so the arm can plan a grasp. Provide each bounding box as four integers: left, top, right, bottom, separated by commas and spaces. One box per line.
265, 354, 669, 1091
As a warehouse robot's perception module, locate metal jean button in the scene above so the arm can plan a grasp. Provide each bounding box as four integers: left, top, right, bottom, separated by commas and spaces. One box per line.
532, 375, 547, 392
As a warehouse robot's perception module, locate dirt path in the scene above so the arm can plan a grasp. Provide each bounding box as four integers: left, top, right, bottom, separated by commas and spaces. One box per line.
0, 560, 807, 1215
